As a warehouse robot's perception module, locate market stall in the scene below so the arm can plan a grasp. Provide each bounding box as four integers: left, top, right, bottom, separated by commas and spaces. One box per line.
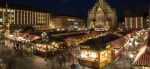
79, 46, 112, 68
79, 34, 120, 68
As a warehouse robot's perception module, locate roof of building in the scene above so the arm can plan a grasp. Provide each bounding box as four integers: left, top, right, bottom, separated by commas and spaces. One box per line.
89, 0, 115, 15
0, 3, 47, 12
80, 33, 120, 51
124, 10, 144, 17
51, 15, 85, 20
133, 34, 150, 66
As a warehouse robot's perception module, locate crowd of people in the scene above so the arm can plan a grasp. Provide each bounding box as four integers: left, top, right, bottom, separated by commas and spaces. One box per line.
0, 38, 82, 69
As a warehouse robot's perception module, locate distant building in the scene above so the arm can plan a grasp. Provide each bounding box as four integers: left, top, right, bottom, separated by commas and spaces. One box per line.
50, 16, 86, 31
149, 7, 150, 28
143, 12, 149, 29
124, 11, 144, 29
0, 3, 50, 32
117, 18, 125, 29
87, 0, 117, 31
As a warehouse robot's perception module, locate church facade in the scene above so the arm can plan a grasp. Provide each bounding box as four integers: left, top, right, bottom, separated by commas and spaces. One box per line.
87, 0, 117, 31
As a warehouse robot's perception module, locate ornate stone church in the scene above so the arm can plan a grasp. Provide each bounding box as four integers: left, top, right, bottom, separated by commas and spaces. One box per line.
87, 0, 117, 31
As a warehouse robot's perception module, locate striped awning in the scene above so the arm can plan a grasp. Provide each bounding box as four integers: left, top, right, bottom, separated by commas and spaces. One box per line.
133, 46, 150, 66
133, 53, 150, 66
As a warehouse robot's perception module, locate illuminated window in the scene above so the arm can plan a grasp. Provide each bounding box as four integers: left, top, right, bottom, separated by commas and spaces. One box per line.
0, 18, 2, 22
74, 22, 78, 24
8, 14, 14, 17
11, 10, 14, 12
0, 9, 2, 12
7, 9, 11, 12
81, 51, 97, 59
7, 9, 14, 12
68, 18, 75, 21
73, 26, 78, 28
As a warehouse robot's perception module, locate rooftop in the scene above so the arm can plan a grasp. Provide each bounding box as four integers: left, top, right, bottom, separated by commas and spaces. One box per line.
80, 33, 120, 51
0, 3, 47, 12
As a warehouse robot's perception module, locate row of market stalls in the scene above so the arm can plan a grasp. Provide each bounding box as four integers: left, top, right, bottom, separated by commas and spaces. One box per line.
6, 31, 112, 54
78, 33, 122, 68
132, 30, 150, 69
6, 32, 60, 53
64, 31, 111, 47
7, 32, 41, 42
78, 31, 134, 68
133, 46, 150, 69
106, 33, 131, 60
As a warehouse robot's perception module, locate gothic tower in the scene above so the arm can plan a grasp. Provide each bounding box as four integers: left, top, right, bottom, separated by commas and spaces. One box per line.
87, 0, 117, 31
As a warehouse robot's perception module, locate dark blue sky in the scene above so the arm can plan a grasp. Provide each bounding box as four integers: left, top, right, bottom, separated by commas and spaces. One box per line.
0, 0, 150, 19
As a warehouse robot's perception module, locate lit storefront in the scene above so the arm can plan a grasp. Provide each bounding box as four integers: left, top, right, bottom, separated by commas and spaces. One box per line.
78, 34, 120, 68
35, 42, 59, 52
133, 46, 150, 69
79, 46, 112, 68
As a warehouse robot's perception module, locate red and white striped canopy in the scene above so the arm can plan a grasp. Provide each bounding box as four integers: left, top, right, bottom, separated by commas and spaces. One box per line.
134, 53, 150, 66
133, 46, 150, 66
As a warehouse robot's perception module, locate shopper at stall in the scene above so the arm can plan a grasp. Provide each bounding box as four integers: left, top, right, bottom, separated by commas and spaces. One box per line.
76, 62, 80, 69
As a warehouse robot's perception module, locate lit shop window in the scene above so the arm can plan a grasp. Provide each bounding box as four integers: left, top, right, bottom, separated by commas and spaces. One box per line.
81, 51, 97, 59
7, 9, 14, 12
100, 51, 108, 62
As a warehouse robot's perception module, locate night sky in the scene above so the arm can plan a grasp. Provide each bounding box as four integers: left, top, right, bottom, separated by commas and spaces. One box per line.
0, 0, 150, 19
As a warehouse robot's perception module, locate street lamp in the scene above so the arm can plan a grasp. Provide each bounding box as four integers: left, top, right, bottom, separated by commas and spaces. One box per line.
129, 54, 134, 59
41, 32, 49, 61
134, 40, 138, 47
129, 36, 134, 43
128, 36, 134, 48
129, 54, 134, 68
51, 42, 55, 54
51, 42, 55, 49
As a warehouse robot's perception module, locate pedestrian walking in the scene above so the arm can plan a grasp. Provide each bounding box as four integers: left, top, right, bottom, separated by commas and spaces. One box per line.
62, 54, 66, 65
58, 55, 63, 68
71, 63, 76, 69
76, 62, 80, 69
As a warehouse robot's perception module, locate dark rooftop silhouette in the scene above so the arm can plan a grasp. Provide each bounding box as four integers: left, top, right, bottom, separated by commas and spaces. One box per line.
80, 34, 120, 50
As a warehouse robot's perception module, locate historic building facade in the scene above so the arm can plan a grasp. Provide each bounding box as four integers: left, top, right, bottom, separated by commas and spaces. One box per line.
0, 3, 50, 32
50, 16, 86, 31
87, 0, 117, 31
124, 11, 144, 29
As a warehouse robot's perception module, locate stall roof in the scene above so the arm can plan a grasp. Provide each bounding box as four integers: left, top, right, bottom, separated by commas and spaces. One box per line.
133, 32, 150, 65
80, 34, 120, 51
133, 46, 150, 66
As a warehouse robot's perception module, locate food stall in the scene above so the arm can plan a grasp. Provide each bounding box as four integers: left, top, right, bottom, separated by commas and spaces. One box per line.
78, 33, 120, 68
79, 46, 112, 68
